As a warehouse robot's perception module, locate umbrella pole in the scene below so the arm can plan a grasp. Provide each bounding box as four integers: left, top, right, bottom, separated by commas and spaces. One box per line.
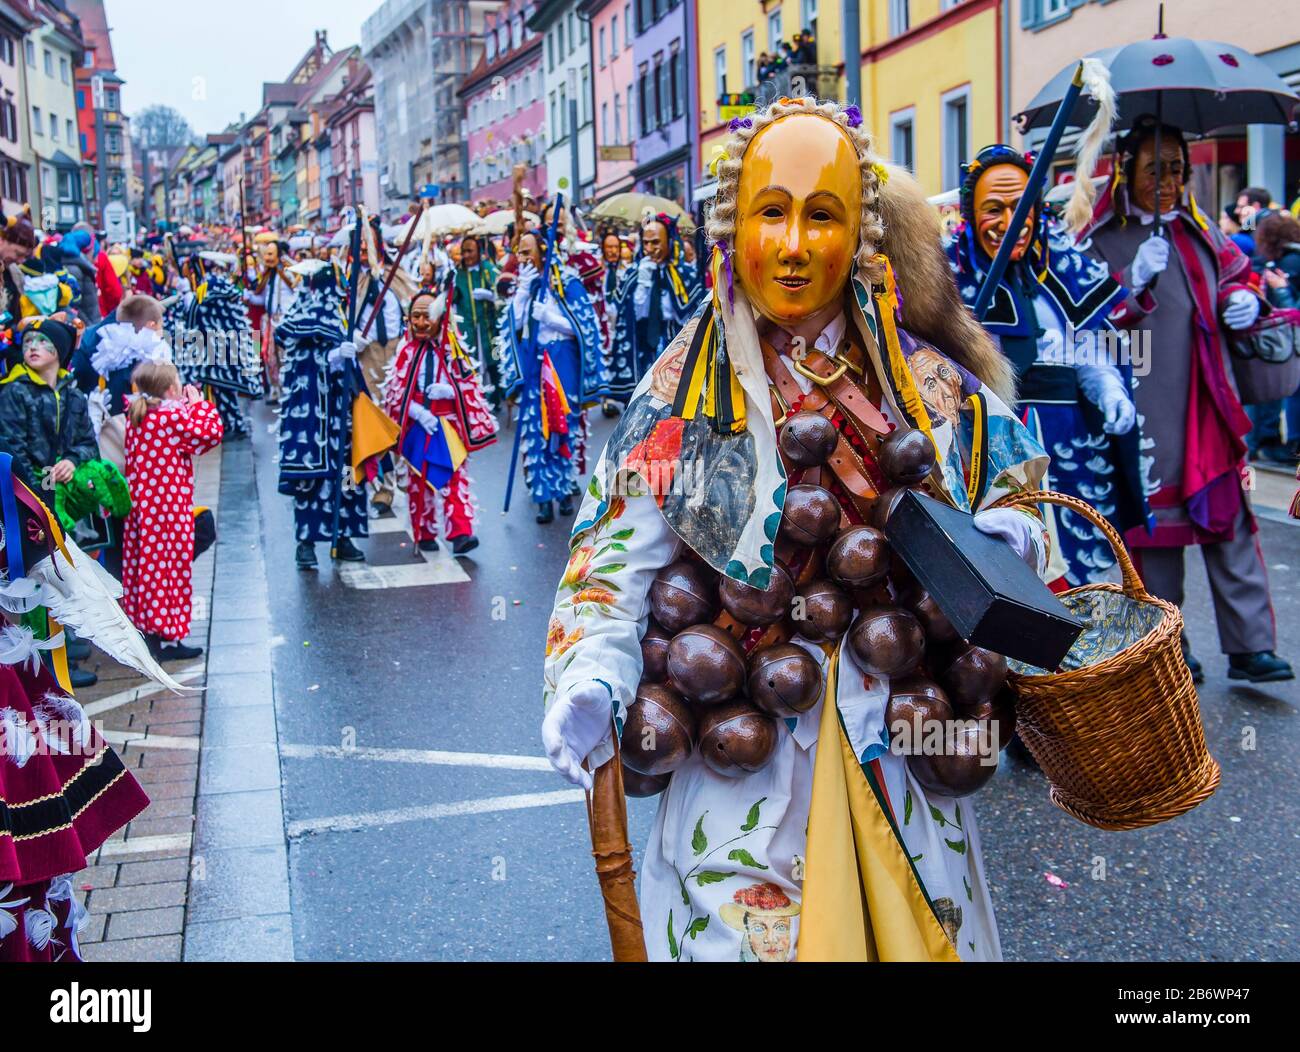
1154, 4, 1166, 241
973, 62, 1085, 321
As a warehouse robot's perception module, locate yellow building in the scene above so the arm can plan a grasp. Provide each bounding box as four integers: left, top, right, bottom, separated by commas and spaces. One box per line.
694, 1, 844, 195
694, 1, 1006, 199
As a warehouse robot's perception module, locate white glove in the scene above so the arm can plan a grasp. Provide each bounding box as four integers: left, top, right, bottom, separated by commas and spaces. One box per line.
408, 402, 439, 433
637, 256, 656, 284
542, 681, 615, 791
424, 381, 455, 401
1222, 289, 1261, 331
1097, 381, 1136, 436
517, 262, 539, 289
326, 340, 359, 372
471, 287, 495, 303
974, 508, 1044, 575
531, 297, 570, 333
1130, 235, 1170, 290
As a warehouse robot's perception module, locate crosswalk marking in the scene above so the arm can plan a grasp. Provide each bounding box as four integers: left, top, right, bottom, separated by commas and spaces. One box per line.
286, 789, 584, 839
280, 743, 552, 771
336, 555, 470, 589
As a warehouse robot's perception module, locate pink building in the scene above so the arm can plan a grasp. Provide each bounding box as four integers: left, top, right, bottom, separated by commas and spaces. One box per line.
461, 0, 547, 207
584, 0, 635, 200
327, 61, 380, 219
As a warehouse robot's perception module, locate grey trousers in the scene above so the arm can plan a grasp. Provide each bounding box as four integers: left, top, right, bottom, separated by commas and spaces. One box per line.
1134, 508, 1277, 655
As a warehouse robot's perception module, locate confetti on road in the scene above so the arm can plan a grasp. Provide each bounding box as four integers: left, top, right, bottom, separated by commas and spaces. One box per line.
1044, 872, 1069, 889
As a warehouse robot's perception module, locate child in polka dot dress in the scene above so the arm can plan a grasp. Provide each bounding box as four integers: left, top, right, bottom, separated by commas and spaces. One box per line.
120, 360, 224, 661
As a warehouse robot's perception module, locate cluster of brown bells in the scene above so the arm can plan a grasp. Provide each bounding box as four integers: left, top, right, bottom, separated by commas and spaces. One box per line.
621, 411, 1016, 800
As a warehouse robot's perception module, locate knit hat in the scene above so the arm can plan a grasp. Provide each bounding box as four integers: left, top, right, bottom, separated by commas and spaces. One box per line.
23, 317, 77, 364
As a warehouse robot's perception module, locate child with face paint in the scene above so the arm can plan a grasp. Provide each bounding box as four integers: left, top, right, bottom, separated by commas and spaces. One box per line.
541, 98, 1056, 962
383, 286, 497, 555
947, 144, 1145, 591
1081, 116, 1290, 686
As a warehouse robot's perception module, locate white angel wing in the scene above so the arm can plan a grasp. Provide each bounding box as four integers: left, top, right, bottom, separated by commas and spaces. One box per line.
28, 537, 199, 695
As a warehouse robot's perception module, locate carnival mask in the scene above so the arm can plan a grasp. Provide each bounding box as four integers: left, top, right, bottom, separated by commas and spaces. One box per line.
642, 221, 670, 264
517, 232, 543, 272
408, 294, 439, 342
973, 164, 1033, 262
602, 234, 621, 264
734, 113, 861, 330
460, 237, 480, 268
1131, 135, 1186, 216
260, 242, 280, 268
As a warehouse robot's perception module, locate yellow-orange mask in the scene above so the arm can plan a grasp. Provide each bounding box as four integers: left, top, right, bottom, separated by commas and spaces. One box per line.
734, 113, 862, 329
972, 164, 1033, 263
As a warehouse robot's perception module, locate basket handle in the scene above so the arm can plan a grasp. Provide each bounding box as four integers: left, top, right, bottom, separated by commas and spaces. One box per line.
990, 489, 1152, 601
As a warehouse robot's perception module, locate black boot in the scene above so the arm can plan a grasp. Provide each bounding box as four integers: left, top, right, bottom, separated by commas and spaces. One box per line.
601, 399, 621, 419
66, 630, 91, 662
68, 664, 97, 689
159, 640, 204, 662
418, 538, 441, 553
1227, 651, 1294, 683
333, 537, 365, 562
452, 534, 479, 556
535, 501, 554, 525
296, 541, 318, 570
558, 495, 575, 517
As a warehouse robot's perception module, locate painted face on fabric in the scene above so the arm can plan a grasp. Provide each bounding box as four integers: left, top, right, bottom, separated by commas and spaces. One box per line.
734, 113, 861, 328
408, 295, 439, 341
744, 915, 792, 963
973, 164, 1033, 262
909, 346, 964, 427
642, 221, 669, 264
1132, 135, 1186, 216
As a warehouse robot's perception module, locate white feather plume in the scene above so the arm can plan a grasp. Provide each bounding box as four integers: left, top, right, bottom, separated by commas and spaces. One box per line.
1066, 58, 1118, 235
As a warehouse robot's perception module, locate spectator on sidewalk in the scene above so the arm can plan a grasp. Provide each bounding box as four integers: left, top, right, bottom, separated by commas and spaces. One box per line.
120, 360, 224, 663
0, 317, 101, 687
1246, 210, 1300, 464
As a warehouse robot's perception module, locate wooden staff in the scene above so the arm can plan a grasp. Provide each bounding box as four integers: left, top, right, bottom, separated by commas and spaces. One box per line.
511, 162, 527, 251
359, 201, 425, 341
586, 743, 647, 962
238, 177, 253, 290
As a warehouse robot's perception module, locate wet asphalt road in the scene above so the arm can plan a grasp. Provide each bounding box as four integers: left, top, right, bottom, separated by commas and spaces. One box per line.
241, 400, 1299, 962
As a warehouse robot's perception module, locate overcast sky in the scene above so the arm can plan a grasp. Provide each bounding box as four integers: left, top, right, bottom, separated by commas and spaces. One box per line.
107, 0, 368, 135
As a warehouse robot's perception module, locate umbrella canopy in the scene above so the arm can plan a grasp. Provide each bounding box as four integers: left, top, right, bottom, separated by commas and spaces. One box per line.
476, 208, 540, 236
1018, 36, 1299, 134
394, 203, 481, 242
590, 192, 687, 225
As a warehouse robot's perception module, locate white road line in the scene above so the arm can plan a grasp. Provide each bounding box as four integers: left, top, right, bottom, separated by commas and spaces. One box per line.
287, 789, 584, 838
336, 556, 469, 589
102, 729, 200, 751
82, 665, 205, 718
280, 743, 552, 771
98, 832, 193, 858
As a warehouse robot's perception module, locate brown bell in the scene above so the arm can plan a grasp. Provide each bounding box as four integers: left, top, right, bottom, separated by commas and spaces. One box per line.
650, 559, 720, 635
640, 623, 673, 683
697, 700, 780, 778
878, 428, 937, 486
778, 485, 842, 547
621, 683, 697, 776
747, 643, 823, 718
907, 589, 959, 644
965, 689, 1017, 750
718, 560, 795, 627
792, 579, 854, 643
621, 764, 672, 798
826, 525, 889, 589
885, 677, 954, 755
906, 721, 999, 798
778, 411, 838, 467
666, 624, 747, 706
865, 486, 908, 530
847, 604, 925, 678
940, 644, 1009, 708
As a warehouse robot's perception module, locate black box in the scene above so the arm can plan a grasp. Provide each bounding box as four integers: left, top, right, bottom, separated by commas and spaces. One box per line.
884, 490, 1083, 670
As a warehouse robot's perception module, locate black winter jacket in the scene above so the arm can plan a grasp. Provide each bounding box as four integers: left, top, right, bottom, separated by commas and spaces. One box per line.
0, 364, 100, 486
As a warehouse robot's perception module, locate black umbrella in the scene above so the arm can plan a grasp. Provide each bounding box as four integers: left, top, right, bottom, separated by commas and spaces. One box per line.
1017, 5, 1298, 239
1017, 34, 1298, 136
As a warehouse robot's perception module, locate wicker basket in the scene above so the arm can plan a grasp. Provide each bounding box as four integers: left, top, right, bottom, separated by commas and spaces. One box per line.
994, 491, 1220, 831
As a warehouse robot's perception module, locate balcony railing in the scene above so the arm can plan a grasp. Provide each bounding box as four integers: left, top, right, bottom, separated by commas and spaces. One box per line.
746, 65, 841, 107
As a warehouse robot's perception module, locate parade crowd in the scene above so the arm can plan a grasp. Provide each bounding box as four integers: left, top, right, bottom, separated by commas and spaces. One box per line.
0, 80, 1297, 962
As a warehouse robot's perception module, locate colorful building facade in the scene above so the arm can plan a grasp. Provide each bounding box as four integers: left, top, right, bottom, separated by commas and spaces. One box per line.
584, 0, 635, 199
630, 0, 691, 203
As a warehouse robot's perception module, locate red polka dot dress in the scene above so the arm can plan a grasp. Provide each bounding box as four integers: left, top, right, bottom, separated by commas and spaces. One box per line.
121, 400, 224, 641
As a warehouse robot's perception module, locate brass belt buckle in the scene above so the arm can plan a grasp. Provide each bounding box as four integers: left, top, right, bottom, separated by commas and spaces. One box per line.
769, 384, 790, 427
794, 356, 848, 387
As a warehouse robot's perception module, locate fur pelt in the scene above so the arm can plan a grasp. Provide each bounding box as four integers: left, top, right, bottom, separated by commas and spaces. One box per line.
875, 164, 1016, 406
